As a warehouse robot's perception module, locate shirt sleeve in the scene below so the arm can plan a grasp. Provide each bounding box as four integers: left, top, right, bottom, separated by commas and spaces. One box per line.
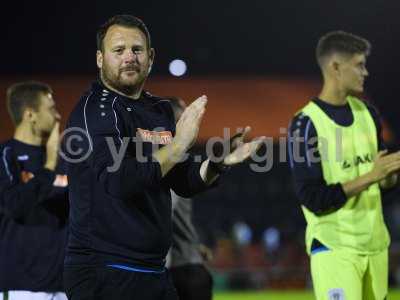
163, 155, 211, 198
288, 113, 347, 214
0, 145, 56, 220
76, 94, 163, 200
42, 156, 69, 222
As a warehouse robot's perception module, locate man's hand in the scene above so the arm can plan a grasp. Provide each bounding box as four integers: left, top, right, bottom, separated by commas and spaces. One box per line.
223, 138, 265, 165
223, 127, 265, 166
343, 150, 400, 198
174, 95, 207, 151
198, 244, 213, 262
370, 150, 400, 183
229, 126, 251, 152
200, 127, 266, 183
44, 122, 60, 171
153, 96, 207, 177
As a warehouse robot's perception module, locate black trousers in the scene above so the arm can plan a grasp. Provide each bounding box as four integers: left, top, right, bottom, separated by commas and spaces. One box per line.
169, 264, 213, 300
64, 265, 178, 300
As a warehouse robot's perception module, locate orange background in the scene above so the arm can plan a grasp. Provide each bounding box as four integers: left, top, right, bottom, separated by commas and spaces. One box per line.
0, 76, 392, 142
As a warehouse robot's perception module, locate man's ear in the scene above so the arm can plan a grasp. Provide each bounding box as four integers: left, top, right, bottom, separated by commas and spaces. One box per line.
332, 60, 340, 71
96, 50, 103, 69
148, 48, 155, 73
330, 53, 346, 78
328, 58, 341, 79
22, 108, 36, 124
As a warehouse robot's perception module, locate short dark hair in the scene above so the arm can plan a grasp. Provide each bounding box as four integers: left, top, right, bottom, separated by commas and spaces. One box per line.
6, 81, 52, 126
97, 15, 152, 52
316, 31, 371, 67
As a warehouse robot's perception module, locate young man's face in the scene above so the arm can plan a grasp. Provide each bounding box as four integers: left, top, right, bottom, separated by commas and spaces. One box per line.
32, 92, 60, 134
337, 53, 369, 94
97, 25, 154, 94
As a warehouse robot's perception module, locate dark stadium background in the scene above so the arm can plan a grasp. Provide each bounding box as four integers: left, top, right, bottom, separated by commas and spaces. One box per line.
2, 0, 400, 294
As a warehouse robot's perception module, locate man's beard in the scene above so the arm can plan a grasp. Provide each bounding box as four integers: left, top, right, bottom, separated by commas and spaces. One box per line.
101, 66, 146, 96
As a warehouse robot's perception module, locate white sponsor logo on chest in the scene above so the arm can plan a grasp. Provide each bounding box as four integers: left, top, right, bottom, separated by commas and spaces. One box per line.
137, 128, 173, 145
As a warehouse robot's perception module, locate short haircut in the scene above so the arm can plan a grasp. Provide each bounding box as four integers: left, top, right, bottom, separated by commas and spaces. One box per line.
97, 15, 152, 52
6, 81, 52, 125
316, 31, 371, 67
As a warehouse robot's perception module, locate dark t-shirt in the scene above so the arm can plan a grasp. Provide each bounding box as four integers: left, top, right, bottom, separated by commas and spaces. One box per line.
65, 81, 211, 270
0, 139, 68, 291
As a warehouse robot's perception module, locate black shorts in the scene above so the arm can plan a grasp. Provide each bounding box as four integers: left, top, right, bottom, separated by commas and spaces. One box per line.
64, 265, 178, 300
169, 264, 213, 300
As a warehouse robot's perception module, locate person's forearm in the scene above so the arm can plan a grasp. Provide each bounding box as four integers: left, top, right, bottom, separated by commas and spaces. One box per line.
153, 141, 188, 177
342, 172, 377, 198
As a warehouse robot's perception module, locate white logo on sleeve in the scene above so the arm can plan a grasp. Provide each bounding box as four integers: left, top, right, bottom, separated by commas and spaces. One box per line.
17, 155, 29, 161
328, 288, 345, 300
